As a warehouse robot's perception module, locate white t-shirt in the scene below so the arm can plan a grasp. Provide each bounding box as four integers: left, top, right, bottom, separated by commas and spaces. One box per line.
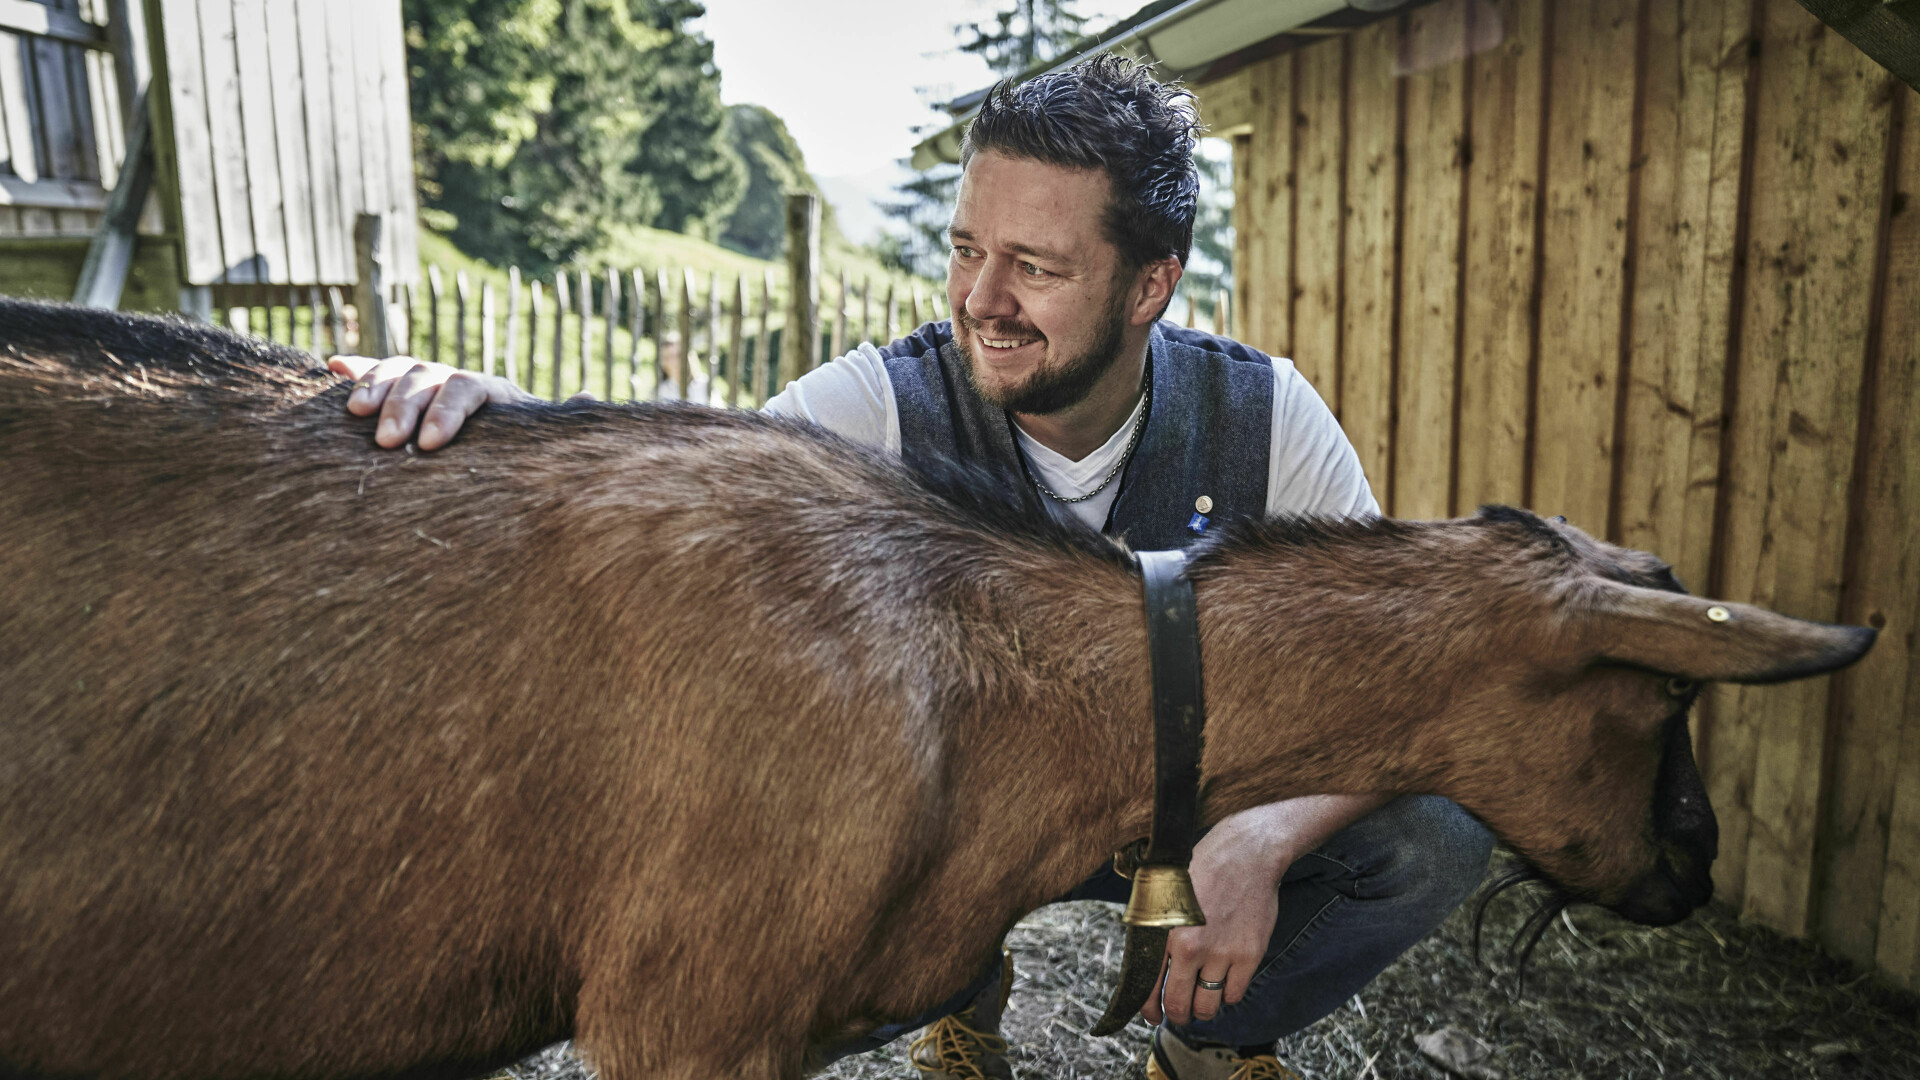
764, 341, 1380, 530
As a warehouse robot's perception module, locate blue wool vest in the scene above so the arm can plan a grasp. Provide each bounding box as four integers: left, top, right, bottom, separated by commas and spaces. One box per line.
879, 320, 1274, 551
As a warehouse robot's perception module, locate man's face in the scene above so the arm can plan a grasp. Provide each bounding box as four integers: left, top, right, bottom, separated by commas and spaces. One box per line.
946, 151, 1135, 414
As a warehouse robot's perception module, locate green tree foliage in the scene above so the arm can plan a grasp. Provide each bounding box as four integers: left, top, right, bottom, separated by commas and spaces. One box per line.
405, 0, 744, 273
955, 0, 1090, 77
882, 0, 1091, 278
717, 104, 816, 260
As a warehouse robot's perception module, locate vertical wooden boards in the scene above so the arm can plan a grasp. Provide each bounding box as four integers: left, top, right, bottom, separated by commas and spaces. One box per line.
195, 0, 255, 281
1395, 0, 1470, 520
1530, 0, 1638, 535
1458, 0, 1545, 512
1240, 53, 1294, 359
295, 0, 347, 283
156, 0, 221, 282
1341, 18, 1400, 513
261, 0, 316, 283
1616, 0, 1753, 599
0, 29, 36, 181
231, 0, 287, 281
1713, 0, 1894, 937
346, 0, 387, 252
1867, 87, 1920, 992
373, 0, 414, 281
1293, 36, 1344, 408
321, 0, 363, 280
1818, 84, 1919, 978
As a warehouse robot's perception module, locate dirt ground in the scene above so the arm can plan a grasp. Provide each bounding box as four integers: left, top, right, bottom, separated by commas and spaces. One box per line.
506, 866, 1920, 1079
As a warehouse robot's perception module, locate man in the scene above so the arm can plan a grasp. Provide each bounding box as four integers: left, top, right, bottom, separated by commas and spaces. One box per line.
333, 55, 1491, 1080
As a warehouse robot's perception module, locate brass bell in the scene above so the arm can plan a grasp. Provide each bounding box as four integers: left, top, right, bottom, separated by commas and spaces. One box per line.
1121, 864, 1207, 928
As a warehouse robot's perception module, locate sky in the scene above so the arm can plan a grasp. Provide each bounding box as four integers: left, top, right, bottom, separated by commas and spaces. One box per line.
693, 0, 1149, 243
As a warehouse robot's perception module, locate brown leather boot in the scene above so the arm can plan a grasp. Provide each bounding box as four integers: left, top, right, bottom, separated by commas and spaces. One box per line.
908, 949, 1015, 1080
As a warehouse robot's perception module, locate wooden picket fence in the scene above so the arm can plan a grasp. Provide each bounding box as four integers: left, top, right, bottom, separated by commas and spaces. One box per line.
209, 265, 1238, 408
209, 266, 954, 407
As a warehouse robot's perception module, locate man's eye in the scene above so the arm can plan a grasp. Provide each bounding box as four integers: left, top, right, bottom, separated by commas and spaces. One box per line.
951, 246, 979, 259
1021, 262, 1048, 277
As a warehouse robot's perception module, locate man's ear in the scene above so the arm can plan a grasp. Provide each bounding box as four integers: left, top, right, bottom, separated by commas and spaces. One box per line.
1579, 579, 1877, 684
1129, 257, 1183, 327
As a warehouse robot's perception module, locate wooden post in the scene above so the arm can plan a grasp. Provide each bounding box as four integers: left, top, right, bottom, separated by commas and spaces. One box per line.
352, 214, 389, 356
504, 267, 522, 387
679, 268, 698, 402
860, 276, 872, 346
1215, 288, 1231, 337
830, 268, 848, 361
604, 267, 619, 400
527, 279, 544, 394
906, 286, 921, 331
326, 286, 348, 359
883, 282, 896, 344
552, 271, 570, 400
758, 269, 775, 406
728, 273, 746, 409
782, 191, 821, 388
480, 282, 497, 376
426, 264, 443, 365
308, 285, 324, 358
1184, 293, 1197, 328
577, 268, 593, 398
653, 267, 670, 399
707, 271, 723, 398
628, 269, 646, 399
455, 271, 471, 369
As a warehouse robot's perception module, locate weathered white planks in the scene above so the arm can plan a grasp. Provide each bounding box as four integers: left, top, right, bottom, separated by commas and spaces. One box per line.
149, 0, 414, 287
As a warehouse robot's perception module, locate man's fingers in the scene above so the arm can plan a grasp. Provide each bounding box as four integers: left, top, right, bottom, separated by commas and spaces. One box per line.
348, 356, 431, 417
328, 356, 377, 381
1190, 966, 1231, 1022
417, 374, 494, 451
375, 364, 454, 448
1140, 954, 1170, 1025
1160, 938, 1201, 1026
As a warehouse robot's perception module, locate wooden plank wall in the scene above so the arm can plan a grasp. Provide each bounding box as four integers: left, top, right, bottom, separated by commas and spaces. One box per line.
1202, 0, 1920, 988
149, 0, 416, 286
0, 0, 122, 235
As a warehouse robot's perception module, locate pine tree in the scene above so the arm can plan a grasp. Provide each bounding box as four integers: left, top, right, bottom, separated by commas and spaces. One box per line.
881, 0, 1092, 278
955, 0, 1090, 78
405, 0, 744, 272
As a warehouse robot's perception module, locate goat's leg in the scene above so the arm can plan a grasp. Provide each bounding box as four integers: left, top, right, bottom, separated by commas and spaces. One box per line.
574, 972, 812, 1080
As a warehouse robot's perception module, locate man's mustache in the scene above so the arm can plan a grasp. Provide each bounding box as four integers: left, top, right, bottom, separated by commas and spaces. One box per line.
956, 310, 1045, 341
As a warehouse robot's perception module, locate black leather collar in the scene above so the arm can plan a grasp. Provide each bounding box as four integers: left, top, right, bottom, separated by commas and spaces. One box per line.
1138, 548, 1206, 867
1090, 548, 1209, 1035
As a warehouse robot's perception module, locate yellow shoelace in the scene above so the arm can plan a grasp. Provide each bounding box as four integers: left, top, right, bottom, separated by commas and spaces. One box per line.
907, 1008, 1009, 1080
1228, 1056, 1303, 1080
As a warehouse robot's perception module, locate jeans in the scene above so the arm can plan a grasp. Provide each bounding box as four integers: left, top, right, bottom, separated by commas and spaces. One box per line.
823, 794, 1494, 1062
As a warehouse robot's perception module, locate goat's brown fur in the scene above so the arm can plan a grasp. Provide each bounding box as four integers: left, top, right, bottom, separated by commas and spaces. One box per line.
0, 300, 1873, 1080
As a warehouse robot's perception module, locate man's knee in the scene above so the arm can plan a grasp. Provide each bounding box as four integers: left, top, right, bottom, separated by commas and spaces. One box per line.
1322, 794, 1494, 914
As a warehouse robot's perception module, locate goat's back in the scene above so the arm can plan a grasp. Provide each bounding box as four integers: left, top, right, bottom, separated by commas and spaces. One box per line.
0, 300, 1006, 1080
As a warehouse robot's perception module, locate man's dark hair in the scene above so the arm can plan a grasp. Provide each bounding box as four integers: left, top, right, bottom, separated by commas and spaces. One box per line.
960, 54, 1201, 269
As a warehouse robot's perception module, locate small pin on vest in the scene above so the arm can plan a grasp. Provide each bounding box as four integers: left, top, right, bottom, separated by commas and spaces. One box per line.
1187, 496, 1214, 534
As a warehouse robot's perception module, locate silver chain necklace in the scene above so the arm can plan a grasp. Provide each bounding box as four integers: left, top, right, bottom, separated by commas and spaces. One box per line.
1025, 383, 1151, 505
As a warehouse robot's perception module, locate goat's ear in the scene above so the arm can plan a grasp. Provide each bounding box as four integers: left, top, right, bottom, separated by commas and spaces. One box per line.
1581, 581, 1877, 684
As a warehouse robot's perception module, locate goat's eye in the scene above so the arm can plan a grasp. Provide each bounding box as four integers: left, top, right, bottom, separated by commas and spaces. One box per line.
1666, 677, 1698, 698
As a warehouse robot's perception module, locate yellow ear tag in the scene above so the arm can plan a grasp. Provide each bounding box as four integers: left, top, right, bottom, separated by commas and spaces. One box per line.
1707, 606, 1731, 623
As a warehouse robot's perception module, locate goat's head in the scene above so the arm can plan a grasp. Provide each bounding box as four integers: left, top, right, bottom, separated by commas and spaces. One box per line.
1195, 506, 1876, 930
1440, 506, 1872, 926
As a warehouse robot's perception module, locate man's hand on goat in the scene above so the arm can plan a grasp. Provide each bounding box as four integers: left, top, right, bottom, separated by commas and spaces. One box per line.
1145, 793, 1390, 1027
1145, 810, 1287, 1027
329, 356, 591, 451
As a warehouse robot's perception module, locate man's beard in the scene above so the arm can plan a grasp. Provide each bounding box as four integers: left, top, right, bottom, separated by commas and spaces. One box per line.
953, 292, 1129, 415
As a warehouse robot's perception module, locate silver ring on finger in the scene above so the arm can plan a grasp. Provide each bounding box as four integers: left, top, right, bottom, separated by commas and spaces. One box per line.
1196, 976, 1226, 992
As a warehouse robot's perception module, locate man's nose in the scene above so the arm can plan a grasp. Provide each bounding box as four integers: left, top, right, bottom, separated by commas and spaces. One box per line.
965, 257, 1021, 323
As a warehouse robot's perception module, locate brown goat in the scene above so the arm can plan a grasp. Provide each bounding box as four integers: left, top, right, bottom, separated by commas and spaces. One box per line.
0, 300, 1875, 1080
